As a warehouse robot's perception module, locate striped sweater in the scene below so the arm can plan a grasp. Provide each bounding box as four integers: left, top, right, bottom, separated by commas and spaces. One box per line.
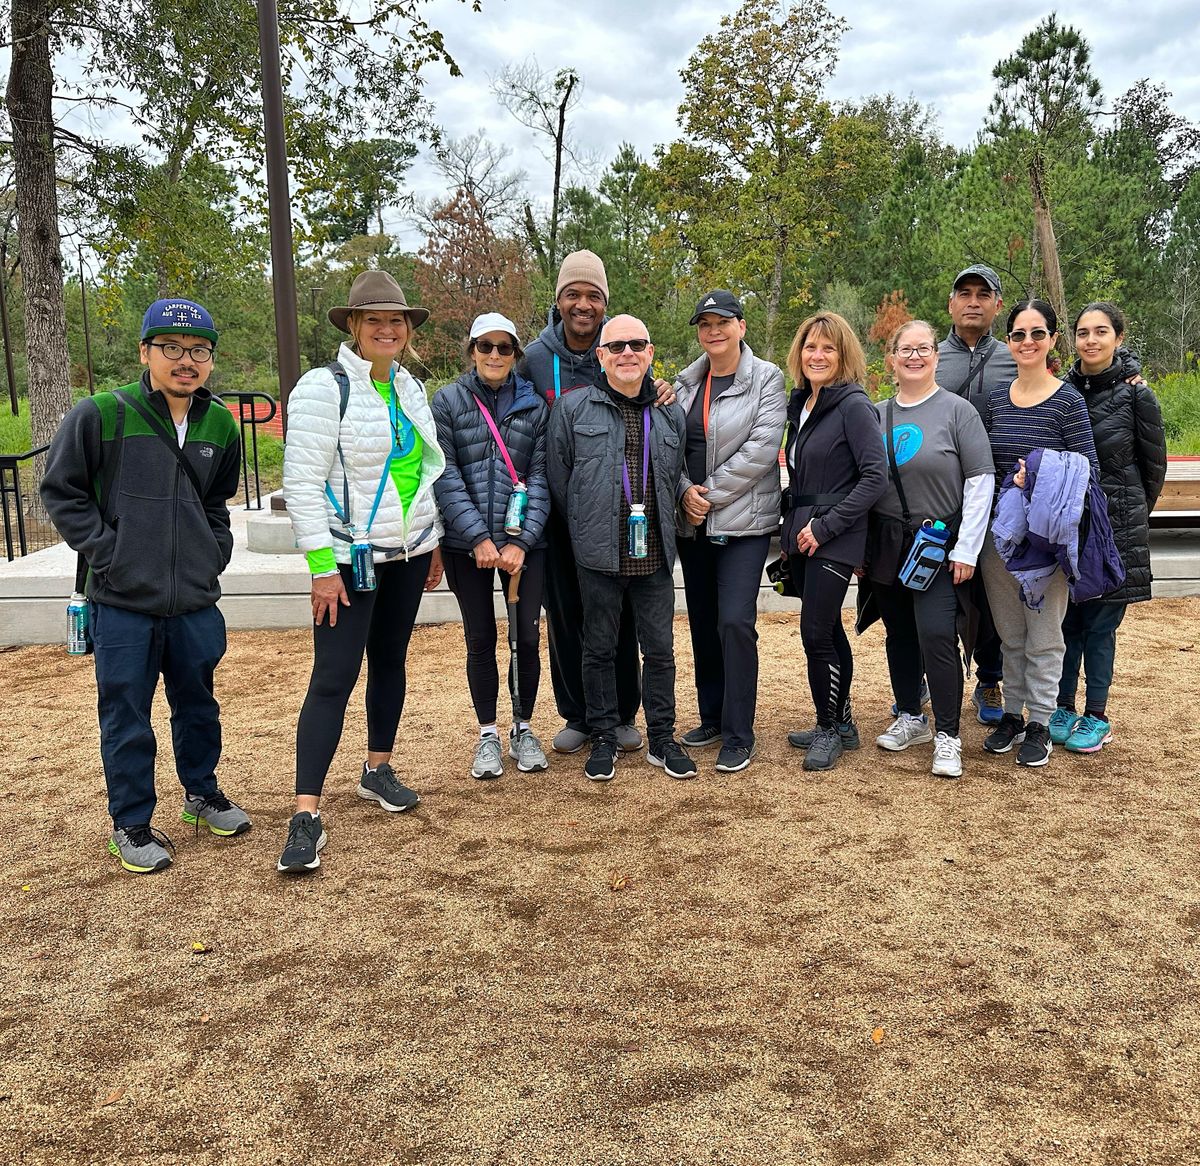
986, 382, 1099, 492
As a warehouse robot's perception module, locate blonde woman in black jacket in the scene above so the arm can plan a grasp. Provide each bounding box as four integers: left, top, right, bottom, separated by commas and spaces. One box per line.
781, 312, 888, 772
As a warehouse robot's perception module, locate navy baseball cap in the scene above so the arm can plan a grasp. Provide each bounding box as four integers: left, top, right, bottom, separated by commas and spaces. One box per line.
141, 298, 218, 345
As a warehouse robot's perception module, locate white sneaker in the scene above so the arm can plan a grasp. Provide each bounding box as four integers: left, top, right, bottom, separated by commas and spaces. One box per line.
471, 734, 504, 780
876, 712, 933, 752
931, 732, 963, 778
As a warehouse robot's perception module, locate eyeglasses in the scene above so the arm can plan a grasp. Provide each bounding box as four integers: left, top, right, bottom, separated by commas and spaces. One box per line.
146, 342, 213, 363
474, 340, 516, 356
895, 344, 936, 359
1007, 328, 1051, 343
599, 339, 650, 354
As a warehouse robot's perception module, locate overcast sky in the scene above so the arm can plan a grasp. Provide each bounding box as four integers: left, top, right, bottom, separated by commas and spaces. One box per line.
395, 0, 1200, 240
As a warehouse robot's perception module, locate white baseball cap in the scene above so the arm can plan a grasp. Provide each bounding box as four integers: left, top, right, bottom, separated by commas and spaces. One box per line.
469, 312, 520, 342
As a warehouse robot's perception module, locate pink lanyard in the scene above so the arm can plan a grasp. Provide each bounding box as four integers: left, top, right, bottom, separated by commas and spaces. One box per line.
473, 395, 521, 485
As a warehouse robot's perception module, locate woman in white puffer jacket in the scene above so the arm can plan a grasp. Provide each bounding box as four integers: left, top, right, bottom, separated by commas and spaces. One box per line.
277, 271, 445, 875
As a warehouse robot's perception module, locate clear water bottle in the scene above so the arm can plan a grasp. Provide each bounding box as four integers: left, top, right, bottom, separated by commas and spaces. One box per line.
628, 504, 648, 559
504, 481, 528, 535
67, 592, 91, 655
350, 534, 376, 591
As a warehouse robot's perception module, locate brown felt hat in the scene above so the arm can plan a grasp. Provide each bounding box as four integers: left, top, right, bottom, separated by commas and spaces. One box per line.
328, 270, 430, 333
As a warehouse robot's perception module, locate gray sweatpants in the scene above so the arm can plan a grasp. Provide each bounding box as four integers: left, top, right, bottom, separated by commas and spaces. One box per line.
980, 541, 1068, 727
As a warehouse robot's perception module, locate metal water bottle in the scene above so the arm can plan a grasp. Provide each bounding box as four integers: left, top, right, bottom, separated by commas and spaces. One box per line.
350, 534, 376, 592
67, 592, 91, 655
628, 504, 648, 559
504, 481, 528, 535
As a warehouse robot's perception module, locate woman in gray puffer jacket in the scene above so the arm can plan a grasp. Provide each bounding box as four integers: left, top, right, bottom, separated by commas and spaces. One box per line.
432, 313, 551, 780
672, 290, 787, 773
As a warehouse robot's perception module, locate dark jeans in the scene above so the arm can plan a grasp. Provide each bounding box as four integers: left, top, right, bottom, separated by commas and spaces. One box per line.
544, 507, 640, 731
678, 531, 771, 748
577, 563, 676, 748
443, 548, 545, 724
873, 569, 963, 736
1058, 598, 1128, 717
90, 600, 225, 828
795, 556, 855, 728
295, 557, 427, 797
971, 575, 1004, 686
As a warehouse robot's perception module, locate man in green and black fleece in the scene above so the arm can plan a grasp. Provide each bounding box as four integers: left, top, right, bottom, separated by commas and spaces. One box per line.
41, 298, 251, 874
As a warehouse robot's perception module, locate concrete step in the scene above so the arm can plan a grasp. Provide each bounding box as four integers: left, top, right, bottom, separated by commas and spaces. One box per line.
4, 498, 1198, 645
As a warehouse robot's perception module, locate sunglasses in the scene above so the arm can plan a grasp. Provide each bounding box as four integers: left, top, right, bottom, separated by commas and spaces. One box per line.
1007, 328, 1051, 343
599, 338, 650, 354
474, 340, 516, 356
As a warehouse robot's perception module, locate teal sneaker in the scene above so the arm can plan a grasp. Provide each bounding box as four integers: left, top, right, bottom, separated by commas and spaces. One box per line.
1065, 714, 1113, 754
1048, 707, 1081, 745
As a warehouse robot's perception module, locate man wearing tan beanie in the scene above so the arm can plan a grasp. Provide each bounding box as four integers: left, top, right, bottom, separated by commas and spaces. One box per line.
521, 251, 644, 754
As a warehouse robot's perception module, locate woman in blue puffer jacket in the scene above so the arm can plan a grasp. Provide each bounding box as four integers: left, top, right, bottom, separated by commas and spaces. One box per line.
432, 313, 551, 781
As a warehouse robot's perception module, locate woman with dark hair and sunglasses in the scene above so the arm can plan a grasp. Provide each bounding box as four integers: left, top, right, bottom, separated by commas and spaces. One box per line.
979, 299, 1098, 768
432, 314, 551, 780
1048, 302, 1166, 754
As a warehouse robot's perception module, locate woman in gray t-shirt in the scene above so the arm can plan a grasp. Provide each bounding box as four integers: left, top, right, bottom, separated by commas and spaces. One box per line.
866, 320, 995, 779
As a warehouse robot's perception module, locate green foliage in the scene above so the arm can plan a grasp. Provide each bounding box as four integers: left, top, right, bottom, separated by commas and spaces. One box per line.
1154, 370, 1200, 453
0, 401, 31, 456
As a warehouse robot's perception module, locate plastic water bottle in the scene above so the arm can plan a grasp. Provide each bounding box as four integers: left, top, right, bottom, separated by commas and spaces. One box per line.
67, 592, 90, 655
628, 504, 648, 559
504, 482, 528, 535
350, 535, 376, 592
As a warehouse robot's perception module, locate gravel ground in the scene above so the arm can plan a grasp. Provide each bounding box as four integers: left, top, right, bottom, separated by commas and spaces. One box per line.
3, 599, 1199, 1165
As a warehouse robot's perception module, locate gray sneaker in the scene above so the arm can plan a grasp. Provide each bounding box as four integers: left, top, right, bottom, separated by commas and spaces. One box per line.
509, 727, 548, 772
357, 762, 421, 810
803, 726, 844, 772
615, 723, 643, 752
552, 725, 589, 754
681, 723, 722, 749
471, 735, 504, 780
788, 721, 861, 750
108, 824, 174, 875
182, 789, 251, 837
876, 713, 934, 752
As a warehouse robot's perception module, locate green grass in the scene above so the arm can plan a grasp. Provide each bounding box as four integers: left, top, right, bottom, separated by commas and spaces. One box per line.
0, 401, 32, 455
1154, 371, 1200, 455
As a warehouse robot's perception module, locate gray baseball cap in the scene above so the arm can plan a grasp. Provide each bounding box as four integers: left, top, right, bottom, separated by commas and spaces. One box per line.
952, 264, 1002, 296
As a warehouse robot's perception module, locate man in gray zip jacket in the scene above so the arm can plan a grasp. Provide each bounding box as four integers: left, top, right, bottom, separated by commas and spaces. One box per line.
547, 315, 695, 784
672, 290, 786, 772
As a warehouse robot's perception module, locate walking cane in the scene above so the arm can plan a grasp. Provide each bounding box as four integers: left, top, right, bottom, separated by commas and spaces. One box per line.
506, 567, 523, 728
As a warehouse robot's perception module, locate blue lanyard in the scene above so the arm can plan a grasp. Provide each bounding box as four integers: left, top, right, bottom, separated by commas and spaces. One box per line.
326, 370, 417, 536
620, 407, 652, 506
552, 353, 561, 400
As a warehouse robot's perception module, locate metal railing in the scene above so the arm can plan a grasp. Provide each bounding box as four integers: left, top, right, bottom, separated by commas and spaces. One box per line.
218, 391, 278, 511
1, 445, 57, 561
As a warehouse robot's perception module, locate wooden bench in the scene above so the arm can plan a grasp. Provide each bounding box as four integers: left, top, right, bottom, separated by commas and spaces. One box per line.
1151, 457, 1200, 528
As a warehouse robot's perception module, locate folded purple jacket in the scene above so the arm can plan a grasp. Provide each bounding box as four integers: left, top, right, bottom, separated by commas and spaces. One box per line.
993, 448, 1125, 610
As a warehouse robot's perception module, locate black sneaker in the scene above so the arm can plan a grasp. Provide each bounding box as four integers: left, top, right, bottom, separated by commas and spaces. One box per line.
788, 721, 861, 751
277, 812, 328, 873
1016, 721, 1052, 767
803, 726, 844, 771
648, 740, 698, 780
983, 713, 1026, 754
715, 743, 756, 772
585, 740, 617, 782
357, 762, 421, 812
681, 723, 721, 749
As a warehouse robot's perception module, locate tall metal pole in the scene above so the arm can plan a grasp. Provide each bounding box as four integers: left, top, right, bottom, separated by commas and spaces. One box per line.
0, 240, 17, 416
257, 0, 300, 435
78, 248, 95, 396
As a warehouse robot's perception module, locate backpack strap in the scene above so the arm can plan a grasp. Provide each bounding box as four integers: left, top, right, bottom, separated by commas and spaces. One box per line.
115, 389, 204, 500
324, 361, 353, 526
885, 397, 913, 529
77, 393, 127, 594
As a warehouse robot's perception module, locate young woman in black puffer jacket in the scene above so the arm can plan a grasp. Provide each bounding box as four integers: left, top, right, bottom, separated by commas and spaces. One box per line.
1049, 302, 1167, 755
432, 313, 551, 780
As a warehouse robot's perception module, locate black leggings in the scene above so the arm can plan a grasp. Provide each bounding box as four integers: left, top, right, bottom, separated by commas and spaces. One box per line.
442, 548, 545, 725
797, 557, 855, 728
295, 557, 427, 797
873, 568, 962, 735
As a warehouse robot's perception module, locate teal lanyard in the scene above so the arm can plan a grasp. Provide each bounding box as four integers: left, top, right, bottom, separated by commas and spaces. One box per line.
552, 354, 561, 400
328, 370, 416, 536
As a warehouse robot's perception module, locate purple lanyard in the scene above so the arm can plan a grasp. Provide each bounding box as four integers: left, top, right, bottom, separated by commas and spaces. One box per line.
621, 407, 651, 506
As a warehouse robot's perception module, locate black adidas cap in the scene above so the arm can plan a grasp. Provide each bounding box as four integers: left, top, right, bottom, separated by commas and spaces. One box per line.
689, 289, 743, 326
